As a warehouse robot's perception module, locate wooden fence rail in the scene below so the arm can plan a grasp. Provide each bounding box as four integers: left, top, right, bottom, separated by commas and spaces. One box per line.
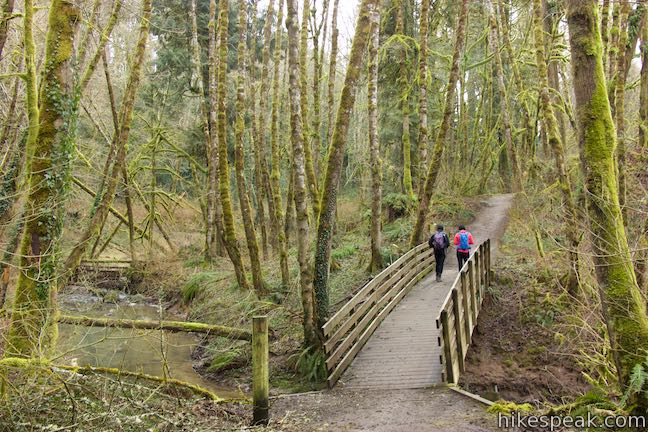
436, 239, 491, 384
322, 242, 435, 387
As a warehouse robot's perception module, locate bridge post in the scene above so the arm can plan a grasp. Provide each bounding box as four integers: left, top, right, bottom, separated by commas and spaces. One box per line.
485, 239, 491, 286
451, 289, 465, 373
479, 248, 485, 295
460, 272, 472, 342
468, 260, 478, 321
440, 310, 455, 383
474, 250, 481, 295
252, 316, 269, 426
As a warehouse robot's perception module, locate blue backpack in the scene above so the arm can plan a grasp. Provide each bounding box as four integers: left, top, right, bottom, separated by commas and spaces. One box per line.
459, 232, 470, 250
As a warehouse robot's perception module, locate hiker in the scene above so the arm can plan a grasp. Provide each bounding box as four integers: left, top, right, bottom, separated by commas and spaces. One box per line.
428, 224, 450, 282
454, 224, 474, 270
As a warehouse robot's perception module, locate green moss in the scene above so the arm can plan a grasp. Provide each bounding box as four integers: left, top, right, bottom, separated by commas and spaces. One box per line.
331, 244, 358, 261
487, 401, 534, 415
207, 349, 244, 373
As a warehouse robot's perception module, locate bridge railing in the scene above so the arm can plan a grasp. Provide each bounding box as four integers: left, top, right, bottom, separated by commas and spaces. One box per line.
322, 242, 436, 387
436, 239, 491, 384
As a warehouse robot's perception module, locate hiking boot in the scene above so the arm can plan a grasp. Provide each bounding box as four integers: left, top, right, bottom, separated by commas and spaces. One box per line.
436, 275, 441, 282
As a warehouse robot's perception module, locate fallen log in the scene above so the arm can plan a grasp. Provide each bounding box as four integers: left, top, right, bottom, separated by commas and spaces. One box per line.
0, 357, 229, 401
58, 315, 252, 341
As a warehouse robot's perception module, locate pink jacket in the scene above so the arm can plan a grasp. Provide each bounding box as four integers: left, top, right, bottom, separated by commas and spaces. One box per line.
453, 230, 474, 253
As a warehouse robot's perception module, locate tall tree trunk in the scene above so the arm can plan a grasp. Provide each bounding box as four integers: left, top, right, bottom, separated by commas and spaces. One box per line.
396, 0, 414, 199
299, 0, 320, 216
415, 0, 430, 196
368, 4, 382, 273
497, 0, 533, 168
286, 0, 318, 348
0, 0, 14, 60
410, 0, 469, 246
191, 0, 218, 261
532, 0, 581, 294
206, 0, 226, 259
489, 1, 522, 192
216, 0, 250, 291
269, 0, 290, 288
256, 0, 276, 257
566, 0, 648, 403
326, 0, 340, 149
313, 0, 379, 329
601, 0, 610, 69
311, 1, 327, 174
63, 0, 151, 284
607, 2, 620, 80
234, 0, 266, 297
7, 0, 80, 357
640, 8, 648, 151
614, 0, 631, 221
248, 0, 269, 259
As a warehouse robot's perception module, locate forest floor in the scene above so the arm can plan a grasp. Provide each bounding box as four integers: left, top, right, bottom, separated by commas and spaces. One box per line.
459, 193, 592, 405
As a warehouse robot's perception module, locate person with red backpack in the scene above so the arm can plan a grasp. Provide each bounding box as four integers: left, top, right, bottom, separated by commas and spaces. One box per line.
454, 224, 474, 270
428, 224, 450, 282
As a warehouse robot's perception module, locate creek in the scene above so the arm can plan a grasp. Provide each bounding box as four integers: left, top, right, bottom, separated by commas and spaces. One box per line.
57, 290, 245, 400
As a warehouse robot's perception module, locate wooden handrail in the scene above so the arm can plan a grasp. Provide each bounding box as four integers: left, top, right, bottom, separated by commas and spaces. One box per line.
436, 239, 491, 384
323, 242, 434, 387
323, 238, 492, 388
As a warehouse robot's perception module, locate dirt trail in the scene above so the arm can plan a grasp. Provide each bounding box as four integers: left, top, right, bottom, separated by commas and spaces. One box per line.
271, 194, 516, 431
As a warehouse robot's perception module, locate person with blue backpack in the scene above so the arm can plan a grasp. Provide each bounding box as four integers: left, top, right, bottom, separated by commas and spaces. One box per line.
454, 225, 474, 270
428, 224, 450, 282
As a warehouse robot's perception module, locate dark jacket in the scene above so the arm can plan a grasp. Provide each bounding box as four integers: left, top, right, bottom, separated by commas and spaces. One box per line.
428, 231, 450, 251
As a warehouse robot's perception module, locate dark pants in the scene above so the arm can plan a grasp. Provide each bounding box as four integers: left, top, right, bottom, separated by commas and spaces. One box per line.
457, 250, 470, 270
434, 249, 446, 276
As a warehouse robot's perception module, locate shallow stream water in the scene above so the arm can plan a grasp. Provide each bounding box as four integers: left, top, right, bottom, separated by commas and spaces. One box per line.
56, 291, 245, 399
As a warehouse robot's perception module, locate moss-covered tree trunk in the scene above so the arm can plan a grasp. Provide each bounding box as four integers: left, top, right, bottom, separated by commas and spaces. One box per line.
607, 2, 620, 80
415, 0, 430, 197
640, 11, 648, 151
410, 0, 469, 247
614, 0, 630, 221
256, 0, 276, 247
326, 0, 340, 149
566, 0, 648, 400
0, 0, 14, 62
206, 0, 226, 260
313, 0, 379, 330
190, 0, 219, 262
497, 0, 533, 166
216, 0, 249, 291
532, 0, 581, 294
286, 0, 318, 348
636, 10, 648, 291
6, 0, 80, 357
251, 0, 272, 259
268, 0, 290, 288
395, 0, 414, 199
310, 1, 327, 175
234, 0, 266, 297
489, 1, 522, 193
299, 0, 320, 216
368, 4, 382, 273
601, 0, 610, 69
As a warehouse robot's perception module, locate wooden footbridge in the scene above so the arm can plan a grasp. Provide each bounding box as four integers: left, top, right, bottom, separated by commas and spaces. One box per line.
322, 194, 513, 390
